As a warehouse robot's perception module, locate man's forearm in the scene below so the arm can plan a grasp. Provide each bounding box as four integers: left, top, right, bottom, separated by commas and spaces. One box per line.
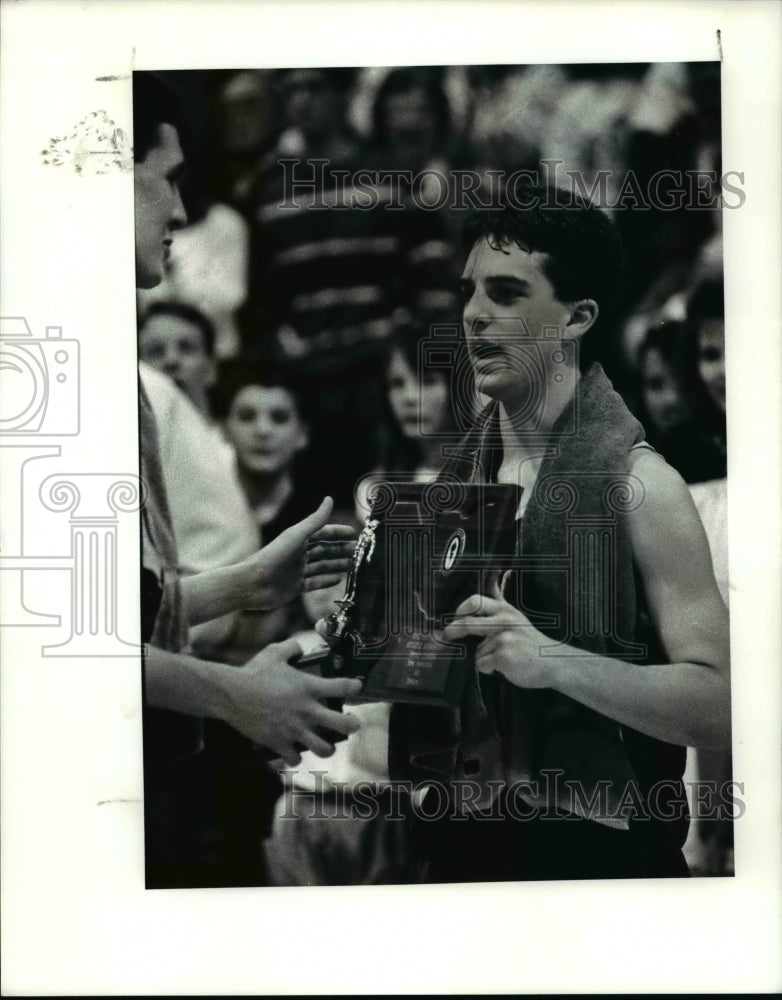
552, 649, 731, 749
178, 561, 255, 627
144, 643, 232, 720
143, 638, 363, 764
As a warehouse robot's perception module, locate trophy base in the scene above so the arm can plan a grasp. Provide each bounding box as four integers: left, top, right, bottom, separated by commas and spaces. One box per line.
349, 634, 472, 708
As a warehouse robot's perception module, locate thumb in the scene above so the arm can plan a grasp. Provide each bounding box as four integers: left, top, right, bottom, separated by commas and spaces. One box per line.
287, 497, 334, 542
488, 570, 504, 601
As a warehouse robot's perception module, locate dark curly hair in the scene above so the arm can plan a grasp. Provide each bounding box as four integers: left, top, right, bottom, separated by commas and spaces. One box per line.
461, 186, 626, 366
462, 186, 625, 313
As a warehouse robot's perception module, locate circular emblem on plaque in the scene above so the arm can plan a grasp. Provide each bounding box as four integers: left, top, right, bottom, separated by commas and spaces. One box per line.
443, 528, 466, 572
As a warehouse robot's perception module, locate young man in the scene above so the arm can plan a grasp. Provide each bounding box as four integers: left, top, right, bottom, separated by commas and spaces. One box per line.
133, 74, 363, 885
390, 189, 731, 881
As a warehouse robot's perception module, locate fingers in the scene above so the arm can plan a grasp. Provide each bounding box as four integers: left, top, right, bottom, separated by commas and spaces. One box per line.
309, 523, 357, 542
475, 641, 497, 674
443, 616, 497, 640
310, 705, 361, 737
308, 674, 364, 701
305, 537, 354, 568
303, 558, 352, 579
313, 544, 352, 562
306, 537, 355, 558
298, 730, 336, 758
273, 746, 303, 768
475, 638, 500, 673
269, 637, 306, 663
303, 573, 348, 593
452, 593, 502, 617
476, 657, 498, 675
313, 618, 343, 650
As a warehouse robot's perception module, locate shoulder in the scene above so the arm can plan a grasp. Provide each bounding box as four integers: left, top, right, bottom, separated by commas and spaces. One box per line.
625, 447, 714, 582
627, 446, 701, 528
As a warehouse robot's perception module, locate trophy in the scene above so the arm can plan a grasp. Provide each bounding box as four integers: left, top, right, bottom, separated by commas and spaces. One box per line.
322, 478, 523, 707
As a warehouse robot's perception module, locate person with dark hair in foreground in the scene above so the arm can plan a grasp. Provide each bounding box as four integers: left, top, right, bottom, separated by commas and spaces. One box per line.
133, 73, 363, 886
384, 189, 730, 882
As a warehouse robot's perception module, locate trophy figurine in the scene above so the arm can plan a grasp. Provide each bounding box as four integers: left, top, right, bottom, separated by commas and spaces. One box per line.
324, 516, 379, 645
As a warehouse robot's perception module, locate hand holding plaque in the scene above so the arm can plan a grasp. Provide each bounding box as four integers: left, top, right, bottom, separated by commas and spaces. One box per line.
323, 478, 522, 707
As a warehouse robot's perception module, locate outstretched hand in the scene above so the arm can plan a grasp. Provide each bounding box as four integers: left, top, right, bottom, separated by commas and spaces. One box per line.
243, 497, 355, 610
218, 637, 363, 766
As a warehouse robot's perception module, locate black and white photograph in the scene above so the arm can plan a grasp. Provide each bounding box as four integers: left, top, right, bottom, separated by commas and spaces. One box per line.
2, 1, 780, 995
136, 61, 734, 889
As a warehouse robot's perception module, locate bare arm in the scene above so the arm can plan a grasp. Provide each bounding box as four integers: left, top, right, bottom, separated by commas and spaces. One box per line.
555, 451, 730, 746
145, 639, 362, 765
445, 452, 731, 748
179, 497, 355, 626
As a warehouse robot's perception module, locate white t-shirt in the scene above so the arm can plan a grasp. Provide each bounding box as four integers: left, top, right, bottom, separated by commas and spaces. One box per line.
139, 363, 260, 652
139, 362, 258, 575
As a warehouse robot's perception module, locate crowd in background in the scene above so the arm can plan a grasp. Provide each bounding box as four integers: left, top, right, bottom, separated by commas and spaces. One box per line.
137, 63, 730, 882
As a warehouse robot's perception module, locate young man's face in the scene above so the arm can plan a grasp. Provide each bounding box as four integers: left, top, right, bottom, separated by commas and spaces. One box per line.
134, 123, 187, 289
138, 312, 215, 408
459, 237, 573, 408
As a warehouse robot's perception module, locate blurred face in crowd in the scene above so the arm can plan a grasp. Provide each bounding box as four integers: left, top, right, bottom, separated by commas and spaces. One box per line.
460, 237, 575, 410
219, 71, 270, 154
641, 346, 691, 434
387, 349, 451, 440
282, 69, 343, 140
134, 123, 187, 289
225, 385, 308, 477
697, 318, 726, 412
383, 86, 438, 163
139, 312, 215, 410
